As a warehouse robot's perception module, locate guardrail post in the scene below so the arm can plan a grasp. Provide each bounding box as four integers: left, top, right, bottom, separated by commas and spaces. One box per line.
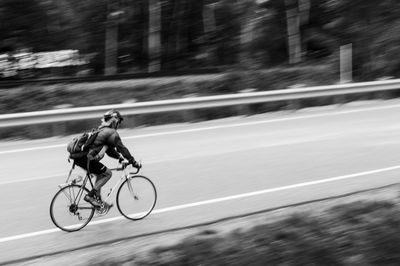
375, 77, 395, 100
237, 89, 257, 116
286, 84, 304, 110
182, 94, 199, 122
334, 94, 346, 105
51, 122, 66, 136
286, 99, 301, 110
236, 104, 252, 116
121, 99, 137, 127
52, 105, 73, 136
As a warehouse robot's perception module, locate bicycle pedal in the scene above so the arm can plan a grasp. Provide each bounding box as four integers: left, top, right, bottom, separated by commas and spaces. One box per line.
96, 203, 113, 215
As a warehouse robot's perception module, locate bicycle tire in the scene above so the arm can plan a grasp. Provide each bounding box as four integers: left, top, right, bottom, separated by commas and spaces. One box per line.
50, 184, 95, 232
116, 175, 157, 221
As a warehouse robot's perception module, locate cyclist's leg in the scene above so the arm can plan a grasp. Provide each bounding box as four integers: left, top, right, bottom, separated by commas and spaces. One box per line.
89, 162, 112, 211
82, 160, 110, 199
93, 168, 112, 198
74, 157, 102, 197
74, 157, 111, 198
71, 157, 100, 208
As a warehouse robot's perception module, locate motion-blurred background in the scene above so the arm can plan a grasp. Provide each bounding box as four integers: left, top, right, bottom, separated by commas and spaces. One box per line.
1, 0, 398, 79
2, 0, 400, 139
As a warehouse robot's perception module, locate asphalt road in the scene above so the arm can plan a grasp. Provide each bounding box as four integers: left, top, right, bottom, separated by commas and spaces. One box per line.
1, 100, 400, 264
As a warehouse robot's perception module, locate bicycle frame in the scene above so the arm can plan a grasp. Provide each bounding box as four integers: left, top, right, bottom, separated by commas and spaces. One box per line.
61, 161, 139, 206
101, 166, 129, 203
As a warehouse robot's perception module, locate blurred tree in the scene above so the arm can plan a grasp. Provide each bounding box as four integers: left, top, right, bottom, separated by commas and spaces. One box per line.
0, 0, 52, 51
48, 0, 108, 74
284, 0, 302, 64
161, 0, 206, 70
260, 0, 332, 65
2, 0, 400, 77
118, 0, 148, 72
321, 0, 400, 78
149, 0, 161, 72
211, 0, 242, 66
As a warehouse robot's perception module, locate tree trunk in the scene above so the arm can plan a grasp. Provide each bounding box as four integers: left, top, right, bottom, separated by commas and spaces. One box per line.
105, 19, 118, 75
298, 0, 310, 55
203, 2, 216, 34
240, 1, 256, 67
148, 0, 161, 72
104, 0, 120, 75
285, 0, 302, 64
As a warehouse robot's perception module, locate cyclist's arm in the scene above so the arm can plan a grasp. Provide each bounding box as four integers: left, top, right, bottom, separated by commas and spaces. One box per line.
106, 147, 120, 159
114, 134, 135, 162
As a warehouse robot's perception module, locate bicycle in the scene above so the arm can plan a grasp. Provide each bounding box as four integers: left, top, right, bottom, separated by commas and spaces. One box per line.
49, 160, 157, 232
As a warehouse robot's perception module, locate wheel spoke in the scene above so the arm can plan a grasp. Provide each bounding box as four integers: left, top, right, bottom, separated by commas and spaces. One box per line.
61, 188, 73, 203
50, 185, 94, 232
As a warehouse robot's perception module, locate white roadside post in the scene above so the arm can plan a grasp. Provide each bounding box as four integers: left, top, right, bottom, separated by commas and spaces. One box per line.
340, 44, 353, 83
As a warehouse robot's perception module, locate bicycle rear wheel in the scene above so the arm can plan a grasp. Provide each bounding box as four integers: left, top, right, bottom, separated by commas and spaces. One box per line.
50, 184, 94, 232
116, 175, 157, 220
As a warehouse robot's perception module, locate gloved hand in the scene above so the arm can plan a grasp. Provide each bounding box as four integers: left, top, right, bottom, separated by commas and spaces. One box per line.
130, 159, 142, 169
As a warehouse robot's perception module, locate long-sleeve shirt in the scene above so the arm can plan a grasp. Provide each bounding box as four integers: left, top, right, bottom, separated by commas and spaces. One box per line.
88, 125, 135, 162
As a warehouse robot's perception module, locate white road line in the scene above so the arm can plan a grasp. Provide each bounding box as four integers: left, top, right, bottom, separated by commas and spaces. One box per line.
0, 145, 64, 154
1, 164, 399, 244
1, 102, 400, 155
0, 174, 66, 185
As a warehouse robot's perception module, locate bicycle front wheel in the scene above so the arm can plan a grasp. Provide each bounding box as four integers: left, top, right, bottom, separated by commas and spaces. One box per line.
117, 175, 157, 220
50, 184, 95, 232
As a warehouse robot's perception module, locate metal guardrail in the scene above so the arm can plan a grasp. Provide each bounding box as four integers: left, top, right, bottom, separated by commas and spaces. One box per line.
1, 79, 400, 128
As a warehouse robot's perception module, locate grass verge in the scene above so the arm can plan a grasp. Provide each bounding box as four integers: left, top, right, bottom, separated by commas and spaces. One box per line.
10, 184, 399, 266
132, 200, 400, 265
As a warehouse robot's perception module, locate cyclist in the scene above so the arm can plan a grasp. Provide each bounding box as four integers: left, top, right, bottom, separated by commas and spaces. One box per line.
73, 109, 141, 208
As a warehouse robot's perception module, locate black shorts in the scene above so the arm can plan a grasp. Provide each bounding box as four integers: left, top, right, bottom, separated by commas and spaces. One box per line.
74, 156, 107, 175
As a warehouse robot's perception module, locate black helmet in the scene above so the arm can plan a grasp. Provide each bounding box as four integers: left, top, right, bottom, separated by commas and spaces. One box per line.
103, 109, 124, 122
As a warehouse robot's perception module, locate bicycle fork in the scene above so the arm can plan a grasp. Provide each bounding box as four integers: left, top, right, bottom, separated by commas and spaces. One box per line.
127, 176, 139, 200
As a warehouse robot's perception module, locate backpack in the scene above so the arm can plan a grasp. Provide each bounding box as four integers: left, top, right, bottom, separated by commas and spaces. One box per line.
67, 128, 100, 158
